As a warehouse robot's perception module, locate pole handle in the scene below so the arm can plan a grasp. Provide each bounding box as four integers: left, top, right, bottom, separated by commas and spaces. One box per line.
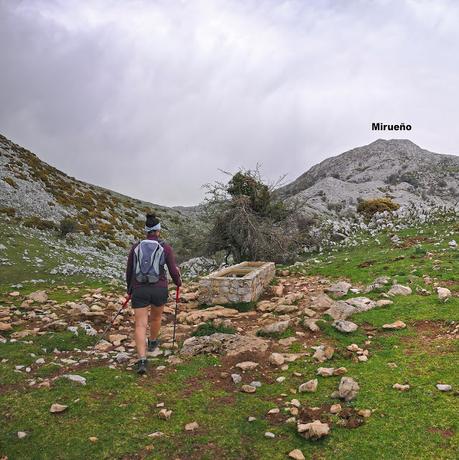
175, 286, 180, 303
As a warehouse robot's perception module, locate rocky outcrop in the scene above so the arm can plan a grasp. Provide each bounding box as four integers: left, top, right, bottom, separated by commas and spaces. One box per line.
180, 333, 269, 356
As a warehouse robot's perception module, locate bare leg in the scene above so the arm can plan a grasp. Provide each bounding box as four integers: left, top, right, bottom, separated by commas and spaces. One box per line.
134, 307, 149, 358
149, 305, 165, 340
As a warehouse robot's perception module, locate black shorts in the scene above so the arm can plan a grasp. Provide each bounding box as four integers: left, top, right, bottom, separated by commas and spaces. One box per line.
131, 285, 169, 308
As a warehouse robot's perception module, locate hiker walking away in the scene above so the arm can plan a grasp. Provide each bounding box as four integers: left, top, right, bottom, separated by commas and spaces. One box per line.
126, 213, 182, 374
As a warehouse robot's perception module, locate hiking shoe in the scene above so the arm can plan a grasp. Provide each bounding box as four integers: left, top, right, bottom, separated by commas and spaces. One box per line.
147, 339, 160, 352
135, 358, 148, 375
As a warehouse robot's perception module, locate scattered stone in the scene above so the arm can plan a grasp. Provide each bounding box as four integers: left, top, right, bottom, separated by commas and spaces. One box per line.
108, 334, 128, 346
382, 320, 406, 330
347, 344, 360, 352
148, 431, 164, 438
0, 322, 12, 331
115, 352, 130, 363
278, 337, 297, 347
275, 304, 298, 314
437, 287, 451, 301
95, 340, 112, 352
241, 384, 257, 393
304, 319, 320, 332
297, 420, 330, 440
236, 361, 259, 371
35, 358, 45, 365
299, 379, 318, 393
333, 320, 358, 333
269, 353, 285, 366
316, 367, 335, 377
231, 373, 242, 384
158, 409, 172, 420
358, 409, 372, 418
267, 408, 280, 415
358, 355, 368, 362
50, 403, 68, 413
257, 320, 290, 335
329, 404, 342, 414
375, 299, 393, 307
248, 416, 256, 422
326, 281, 352, 297
276, 376, 286, 383
288, 449, 305, 460
333, 367, 347, 376
338, 377, 360, 401
17, 431, 27, 439
28, 290, 48, 303
393, 383, 410, 391
436, 384, 452, 392
264, 431, 275, 438
388, 285, 412, 296
61, 374, 87, 385
89, 437, 98, 443
250, 381, 262, 388
313, 345, 334, 362
185, 421, 199, 431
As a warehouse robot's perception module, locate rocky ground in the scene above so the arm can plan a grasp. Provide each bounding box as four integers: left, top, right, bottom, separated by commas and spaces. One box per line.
1, 220, 458, 459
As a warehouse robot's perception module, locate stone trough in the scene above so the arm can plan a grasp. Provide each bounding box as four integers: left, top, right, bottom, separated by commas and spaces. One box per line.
198, 261, 275, 305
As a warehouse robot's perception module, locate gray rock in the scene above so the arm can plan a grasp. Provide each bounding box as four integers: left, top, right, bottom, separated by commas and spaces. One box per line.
257, 320, 290, 335
436, 384, 452, 392
299, 379, 318, 393
338, 377, 360, 401
326, 281, 352, 297
332, 320, 358, 333
231, 373, 242, 384
61, 374, 87, 385
115, 352, 130, 363
388, 284, 412, 296
180, 333, 268, 356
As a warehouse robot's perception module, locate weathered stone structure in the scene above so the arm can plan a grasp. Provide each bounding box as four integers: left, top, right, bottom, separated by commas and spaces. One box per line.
198, 261, 275, 305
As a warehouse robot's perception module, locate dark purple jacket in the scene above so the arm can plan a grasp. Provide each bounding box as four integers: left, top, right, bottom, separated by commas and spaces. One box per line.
126, 234, 182, 293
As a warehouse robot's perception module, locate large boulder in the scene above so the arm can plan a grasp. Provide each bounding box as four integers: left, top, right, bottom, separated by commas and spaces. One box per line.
180, 333, 268, 356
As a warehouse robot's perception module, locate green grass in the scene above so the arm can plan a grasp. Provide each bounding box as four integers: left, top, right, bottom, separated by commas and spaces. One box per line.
1, 219, 458, 459
192, 321, 236, 336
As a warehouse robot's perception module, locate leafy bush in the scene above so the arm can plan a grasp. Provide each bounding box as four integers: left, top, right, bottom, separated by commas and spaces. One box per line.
357, 197, 400, 217
204, 168, 306, 263
23, 216, 57, 231
59, 217, 78, 236
2, 177, 17, 188
192, 321, 236, 337
0, 207, 16, 217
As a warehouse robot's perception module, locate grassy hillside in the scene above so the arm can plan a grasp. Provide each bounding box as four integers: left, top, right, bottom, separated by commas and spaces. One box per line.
0, 218, 457, 459
0, 134, 203, 263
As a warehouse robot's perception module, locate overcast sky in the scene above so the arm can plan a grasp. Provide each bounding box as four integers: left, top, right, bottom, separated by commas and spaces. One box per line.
1, 0, 459, 206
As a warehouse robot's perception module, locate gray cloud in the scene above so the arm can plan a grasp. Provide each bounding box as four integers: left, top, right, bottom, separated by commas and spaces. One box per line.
1, 0, 459, 206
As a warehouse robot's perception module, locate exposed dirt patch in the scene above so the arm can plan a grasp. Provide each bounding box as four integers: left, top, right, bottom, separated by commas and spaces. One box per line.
358, 260, 376, 268
427, 427, 455, 438
401, 236, 434, 248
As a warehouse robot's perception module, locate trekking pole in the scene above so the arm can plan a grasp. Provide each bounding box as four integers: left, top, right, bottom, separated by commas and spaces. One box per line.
96, 294, 131, 344
172, 286, 180, 352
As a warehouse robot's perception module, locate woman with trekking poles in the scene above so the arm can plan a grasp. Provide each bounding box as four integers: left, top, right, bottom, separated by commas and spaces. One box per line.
126, 213, 182, 374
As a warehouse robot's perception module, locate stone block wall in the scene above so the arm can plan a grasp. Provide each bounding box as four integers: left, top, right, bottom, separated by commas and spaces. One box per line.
198, 261, 275, 305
